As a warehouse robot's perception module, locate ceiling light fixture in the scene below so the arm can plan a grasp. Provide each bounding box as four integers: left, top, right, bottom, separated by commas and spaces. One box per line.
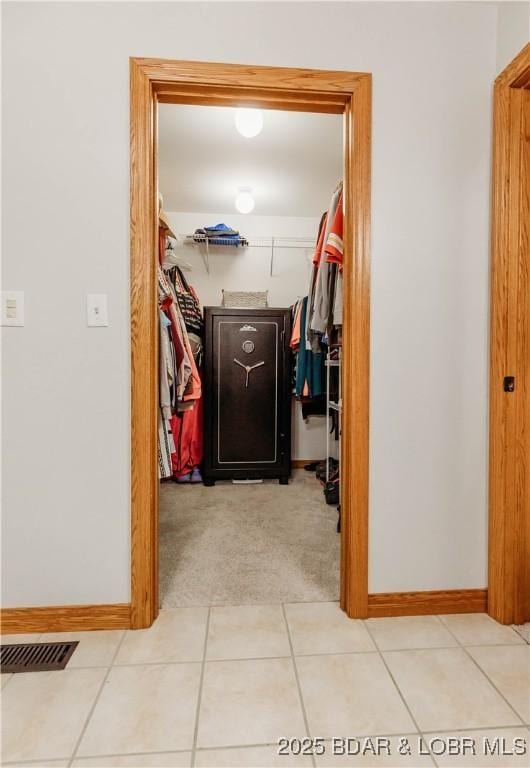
234, 108, 263, 138
235, 187, 255, 214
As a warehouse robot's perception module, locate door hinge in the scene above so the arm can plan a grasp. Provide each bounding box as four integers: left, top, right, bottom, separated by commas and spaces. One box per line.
503, 376, 515, 393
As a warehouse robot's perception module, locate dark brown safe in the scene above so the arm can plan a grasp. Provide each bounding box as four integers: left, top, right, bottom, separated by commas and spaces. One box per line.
203, 307, 292, 485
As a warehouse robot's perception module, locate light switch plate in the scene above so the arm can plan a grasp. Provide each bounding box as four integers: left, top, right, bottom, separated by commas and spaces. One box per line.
87, 293, 109, 327
1, 291, 24, 326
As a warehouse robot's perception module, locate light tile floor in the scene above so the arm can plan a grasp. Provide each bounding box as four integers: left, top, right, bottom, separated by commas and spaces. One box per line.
1, 607, 529, 768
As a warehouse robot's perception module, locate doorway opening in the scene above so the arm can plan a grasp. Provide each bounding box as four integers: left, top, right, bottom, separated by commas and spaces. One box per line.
130, 60, 371, 628
157, 104, 343, 607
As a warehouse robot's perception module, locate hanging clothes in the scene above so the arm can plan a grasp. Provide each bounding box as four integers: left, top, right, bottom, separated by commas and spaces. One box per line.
324, 192, 344, 266
306, 211, 328, 349
293, 296, 326, 399
290, 182, 344, 425
159, 310, 174, 418
290, 299, 303, 350
157, 230, 204, 482
170, 395, 203, 479
323, 189, 344, 328
158, 410, 174, 479
167, 265, 204, 339
158, 265, 193, 400
309, 183, 342, 338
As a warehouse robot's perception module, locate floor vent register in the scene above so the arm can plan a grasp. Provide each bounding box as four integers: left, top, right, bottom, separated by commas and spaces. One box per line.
0, 641, 78, 673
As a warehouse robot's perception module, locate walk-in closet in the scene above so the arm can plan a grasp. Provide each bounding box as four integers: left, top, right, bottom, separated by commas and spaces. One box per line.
157, 104, 344, 607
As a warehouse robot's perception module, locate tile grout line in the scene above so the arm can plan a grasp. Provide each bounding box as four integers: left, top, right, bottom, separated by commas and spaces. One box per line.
5, 748, 192, 767
67, 630, 127, 768
25, 639, 522, 673
434, 616, 527, 728
362, 620, 438, 768
421, 724, 530, 736
1, 674, 15, 692
1, 634, 42, 692
108, 656, 295, 667
191, 606, 211, 768
281, 603, 316, 768
434, 613, 525, 646
511, 623, 530, 645
110, 649, 375, 666
196, 733, 417, 750
0, 739, 396, 767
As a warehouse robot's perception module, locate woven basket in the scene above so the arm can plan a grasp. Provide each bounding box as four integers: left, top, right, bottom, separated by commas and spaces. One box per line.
221, 290, 268, 308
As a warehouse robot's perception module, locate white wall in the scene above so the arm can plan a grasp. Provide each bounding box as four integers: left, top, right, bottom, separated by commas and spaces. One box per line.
164, 210, 328, 461
496, 1, 530, 71
2, 2, 504, 606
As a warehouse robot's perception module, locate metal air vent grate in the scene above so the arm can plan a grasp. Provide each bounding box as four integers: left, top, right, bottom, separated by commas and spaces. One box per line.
0, 641, 78, 673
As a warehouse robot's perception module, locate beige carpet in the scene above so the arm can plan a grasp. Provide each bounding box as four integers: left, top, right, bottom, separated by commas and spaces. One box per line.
159, 469, 340, 607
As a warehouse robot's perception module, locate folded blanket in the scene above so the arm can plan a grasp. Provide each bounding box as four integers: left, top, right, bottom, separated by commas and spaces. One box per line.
193, 224, 247, 247
203, 223, 239, 237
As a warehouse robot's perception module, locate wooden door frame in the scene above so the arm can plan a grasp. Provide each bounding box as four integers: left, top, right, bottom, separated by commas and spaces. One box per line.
129, 58, 372, 628
488, 43, 530, 625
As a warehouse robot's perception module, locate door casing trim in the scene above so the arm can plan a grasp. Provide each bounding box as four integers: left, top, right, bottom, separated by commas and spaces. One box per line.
488, 43, 530, 625
129, 58, 372, 628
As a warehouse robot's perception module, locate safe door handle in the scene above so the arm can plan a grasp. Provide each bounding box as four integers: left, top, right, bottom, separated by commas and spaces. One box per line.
233, 358, 265, 388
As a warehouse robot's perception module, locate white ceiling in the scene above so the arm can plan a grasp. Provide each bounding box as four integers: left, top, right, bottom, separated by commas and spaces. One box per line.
158, 104, 343, 217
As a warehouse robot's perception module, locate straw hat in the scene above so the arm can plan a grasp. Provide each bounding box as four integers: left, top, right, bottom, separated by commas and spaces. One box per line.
158, 194, 176, 238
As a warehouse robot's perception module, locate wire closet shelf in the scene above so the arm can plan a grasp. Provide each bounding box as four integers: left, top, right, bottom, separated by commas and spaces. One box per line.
182, 234, 315, 276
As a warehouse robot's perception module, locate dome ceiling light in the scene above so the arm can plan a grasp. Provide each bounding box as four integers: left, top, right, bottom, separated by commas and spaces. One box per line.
235, 186, 255, 214
234, 108, 263, 138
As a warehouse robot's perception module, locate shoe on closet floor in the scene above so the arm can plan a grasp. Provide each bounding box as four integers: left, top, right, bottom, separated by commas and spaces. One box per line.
190, 467, 202, 483
316, 457, 339, 481
175, 473, 191, 483
324, 480, 339, 505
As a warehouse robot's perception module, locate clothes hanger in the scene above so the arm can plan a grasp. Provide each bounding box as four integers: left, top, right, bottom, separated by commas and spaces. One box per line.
163, 251, 193, 271
164, 236, 193, 271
